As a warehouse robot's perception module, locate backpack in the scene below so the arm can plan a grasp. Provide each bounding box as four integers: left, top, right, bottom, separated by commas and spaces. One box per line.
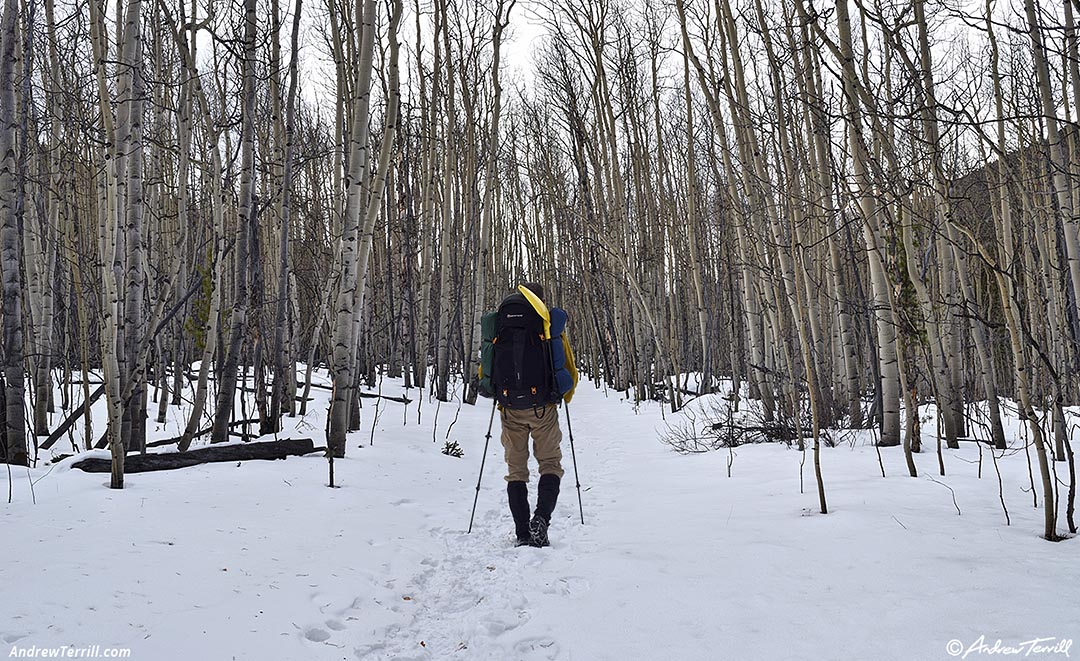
478, 287, 572, 409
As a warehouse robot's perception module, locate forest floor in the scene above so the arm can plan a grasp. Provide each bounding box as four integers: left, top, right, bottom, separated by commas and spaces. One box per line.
1, 371, 1078, 661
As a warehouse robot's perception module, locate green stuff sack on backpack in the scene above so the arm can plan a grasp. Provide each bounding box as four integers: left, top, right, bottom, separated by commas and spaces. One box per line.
477, 311, 498, 398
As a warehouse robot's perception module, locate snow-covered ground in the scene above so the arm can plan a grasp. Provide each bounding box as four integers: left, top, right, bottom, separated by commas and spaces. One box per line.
2, 373, 1077, 660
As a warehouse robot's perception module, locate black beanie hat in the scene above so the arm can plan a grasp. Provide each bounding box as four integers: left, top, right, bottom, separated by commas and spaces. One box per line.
520, 282, 545, 300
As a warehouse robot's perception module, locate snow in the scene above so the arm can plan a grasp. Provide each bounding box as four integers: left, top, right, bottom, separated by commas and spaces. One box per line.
2, 372, 1077, 660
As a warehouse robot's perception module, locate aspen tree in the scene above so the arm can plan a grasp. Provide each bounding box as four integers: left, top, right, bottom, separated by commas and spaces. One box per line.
465, 0, 514, 405
119, 0, 147, 453
0, 0, 26, 466
798, 20, 863, 427
676, 0, 776, 420
676, 6, 711, 396
211, 0, 258, 444
328, 0, 399, 456
88, 0, 125, 484
805, 0, 902, 445
433, 0, 457, 403
1025, 0, 1080, 341
268, 0, 304, 434
413, 0, 440, 390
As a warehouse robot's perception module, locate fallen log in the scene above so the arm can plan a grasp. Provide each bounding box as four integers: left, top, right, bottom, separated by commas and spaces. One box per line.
296, 381, 410, 404
40, 385, 106, 450
359, 391, 412, 405
142, 418, 262, 449
72, 438, 316, 473
237, 387, 312, 403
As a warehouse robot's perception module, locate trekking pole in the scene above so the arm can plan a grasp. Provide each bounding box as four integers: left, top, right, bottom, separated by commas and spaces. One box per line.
564, 402, 585, 525
468, 399, 498, 534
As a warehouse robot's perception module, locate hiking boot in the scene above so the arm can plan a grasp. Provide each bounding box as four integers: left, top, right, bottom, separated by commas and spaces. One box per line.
507, 481, 531, 545
527, 473, 560, 547
528, 515, 549, 547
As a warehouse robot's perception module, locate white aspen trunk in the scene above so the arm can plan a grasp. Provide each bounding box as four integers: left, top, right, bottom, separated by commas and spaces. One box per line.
718, 0, 798, 420
1025, 0, 1080, 345
353, 0, 401, 380
157, 0, 225, 452
413, 0, 438, 390
677, 24, 711, 396
24, 154, 55, 437
210, 0, 258, 444
286, 271, 300, 416
29, 5, 61, 433
751, 0, 833, 426
898, 197, 960, 449
120, 0, 147, 453
798, 22, 862, 426
466, 0, 513, 404
89, 0, 125, 484
947, 221, 1006, 448
985, 0, 1019, 435
177, 151, 224, 453
943, 243, 966, 439
46, 0, 92, 448
268, 0, 304, 434
299, 271, 333, 417
954, 219, 1060, 540
457, 73, 479, 402
327, 0, 377, 457
794, 238, 829, 511
167, 2, 192, 411
434, 0, 456, 403
676, 0, 775, 418
0, 0, 26, 466
825, 0, 901, 445
328, 0, 346, 244
909, 0, 960, 446
111, 1, 130, 452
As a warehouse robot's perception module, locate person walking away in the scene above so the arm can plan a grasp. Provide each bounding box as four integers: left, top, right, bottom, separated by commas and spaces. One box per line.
478, 283, 577, 547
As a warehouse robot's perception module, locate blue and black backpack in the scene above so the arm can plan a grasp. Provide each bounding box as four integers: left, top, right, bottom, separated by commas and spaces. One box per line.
478, 286, 573, 409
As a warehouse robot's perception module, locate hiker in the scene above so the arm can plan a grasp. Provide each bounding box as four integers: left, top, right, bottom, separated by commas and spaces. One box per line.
478, 282, 578, 547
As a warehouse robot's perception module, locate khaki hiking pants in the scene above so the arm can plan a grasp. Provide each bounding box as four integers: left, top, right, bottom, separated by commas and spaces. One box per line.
500, 405, 564, 482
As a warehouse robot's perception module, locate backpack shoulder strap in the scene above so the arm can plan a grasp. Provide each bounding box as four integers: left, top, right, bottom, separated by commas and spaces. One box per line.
518, 285, 551, 339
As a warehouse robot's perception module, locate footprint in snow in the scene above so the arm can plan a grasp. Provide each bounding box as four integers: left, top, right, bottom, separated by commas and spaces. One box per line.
513, 636, 561, 660
304, 627, 331, 643
343, 596, 366, 613
547, 575, 591, 596
480, 609, 531, 637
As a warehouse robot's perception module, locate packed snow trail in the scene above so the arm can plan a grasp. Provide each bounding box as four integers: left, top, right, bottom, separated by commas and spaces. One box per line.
1, 375, 1077, 660
322, 382, 1079, 661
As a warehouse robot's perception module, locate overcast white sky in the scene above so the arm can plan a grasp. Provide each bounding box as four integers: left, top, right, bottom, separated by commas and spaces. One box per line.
288, 0, 550, 112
